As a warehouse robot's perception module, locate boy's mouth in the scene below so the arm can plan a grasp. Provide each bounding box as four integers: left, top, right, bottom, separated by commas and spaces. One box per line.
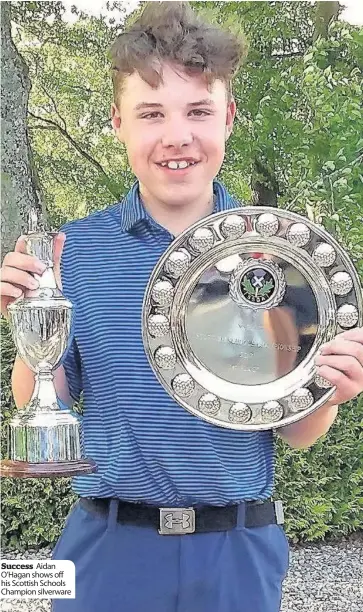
156, 159, 200, 170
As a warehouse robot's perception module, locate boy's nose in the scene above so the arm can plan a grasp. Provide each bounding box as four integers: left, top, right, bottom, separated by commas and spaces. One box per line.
161, 123, 193, 149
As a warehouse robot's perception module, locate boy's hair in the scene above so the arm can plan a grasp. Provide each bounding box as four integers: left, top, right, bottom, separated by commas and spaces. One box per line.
109, 1, 247, 105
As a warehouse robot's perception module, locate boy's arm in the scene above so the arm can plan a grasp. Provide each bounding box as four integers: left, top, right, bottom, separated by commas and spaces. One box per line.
276, 400, 338, 449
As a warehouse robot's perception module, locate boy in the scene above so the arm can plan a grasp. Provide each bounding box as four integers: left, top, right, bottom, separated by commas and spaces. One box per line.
1, 3, 362, 611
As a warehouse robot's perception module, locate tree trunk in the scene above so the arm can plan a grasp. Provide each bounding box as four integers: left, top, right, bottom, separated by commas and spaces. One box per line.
313, 1, 340, 42
0, 2, 46, 261
251, 159, 280, 207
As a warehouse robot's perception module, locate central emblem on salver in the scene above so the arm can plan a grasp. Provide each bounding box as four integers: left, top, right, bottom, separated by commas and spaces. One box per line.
229, 258, 286, 311
240, 268, 275, 304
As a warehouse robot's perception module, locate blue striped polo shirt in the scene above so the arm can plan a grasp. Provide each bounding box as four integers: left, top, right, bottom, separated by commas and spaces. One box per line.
60, 180, 275, 506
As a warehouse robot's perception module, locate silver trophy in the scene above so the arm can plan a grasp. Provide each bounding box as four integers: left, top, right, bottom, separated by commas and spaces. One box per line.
0, 209, 96, 478
143, 207, 363, 431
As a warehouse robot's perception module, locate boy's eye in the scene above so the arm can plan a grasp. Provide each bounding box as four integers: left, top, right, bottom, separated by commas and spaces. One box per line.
190, 109, 210, 116
141, 112, 163, 119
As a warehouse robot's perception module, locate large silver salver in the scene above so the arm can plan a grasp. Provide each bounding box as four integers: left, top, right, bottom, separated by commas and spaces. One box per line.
0, 210, 97, 478
143, 207, 363, 431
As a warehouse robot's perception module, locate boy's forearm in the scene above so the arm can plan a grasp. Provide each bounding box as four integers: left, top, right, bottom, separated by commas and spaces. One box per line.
11, 355, 72, 409
276, 400, 338, 448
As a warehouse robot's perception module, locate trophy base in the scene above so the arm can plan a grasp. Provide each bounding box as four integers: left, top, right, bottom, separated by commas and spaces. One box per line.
0, 458, 97, 479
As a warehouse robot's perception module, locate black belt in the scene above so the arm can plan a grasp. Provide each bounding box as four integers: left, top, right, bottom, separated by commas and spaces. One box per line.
79, 498, 284, 535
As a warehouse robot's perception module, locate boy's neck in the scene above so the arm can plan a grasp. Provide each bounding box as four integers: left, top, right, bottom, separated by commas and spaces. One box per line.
139, 185, 215, 236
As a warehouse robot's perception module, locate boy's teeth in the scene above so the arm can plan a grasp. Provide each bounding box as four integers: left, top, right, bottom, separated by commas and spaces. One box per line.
164, 160, 191, 169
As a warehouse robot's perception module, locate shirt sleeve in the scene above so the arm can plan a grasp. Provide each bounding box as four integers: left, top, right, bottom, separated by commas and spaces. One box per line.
58, 221, 83, 405
59, 336, 83, 404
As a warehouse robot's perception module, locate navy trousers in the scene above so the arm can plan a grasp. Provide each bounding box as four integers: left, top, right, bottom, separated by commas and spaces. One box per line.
51, 499, 289, 612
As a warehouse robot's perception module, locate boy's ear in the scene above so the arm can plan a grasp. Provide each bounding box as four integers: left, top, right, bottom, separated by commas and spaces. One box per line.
110, 102, 124, 142
225, 97, 236, 141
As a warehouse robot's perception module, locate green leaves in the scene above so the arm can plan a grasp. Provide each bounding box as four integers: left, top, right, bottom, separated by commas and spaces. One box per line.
259, 278, 274, 296
242, 276, 255, 297
275, 397, 363, 543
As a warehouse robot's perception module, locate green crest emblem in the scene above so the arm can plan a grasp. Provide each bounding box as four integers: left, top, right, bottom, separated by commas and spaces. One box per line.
240, 268, 275, 304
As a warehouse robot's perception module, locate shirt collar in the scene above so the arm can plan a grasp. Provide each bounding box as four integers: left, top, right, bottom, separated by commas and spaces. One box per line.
119, 180, 240, 233
119, 181, 148, 232
212, 180, 240, 213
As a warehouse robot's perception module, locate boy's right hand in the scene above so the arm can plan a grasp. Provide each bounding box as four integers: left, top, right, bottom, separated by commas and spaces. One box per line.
0, 232, 66, 319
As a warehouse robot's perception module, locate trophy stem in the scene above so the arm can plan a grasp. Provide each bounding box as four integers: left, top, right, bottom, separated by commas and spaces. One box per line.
30, 362, 59, 412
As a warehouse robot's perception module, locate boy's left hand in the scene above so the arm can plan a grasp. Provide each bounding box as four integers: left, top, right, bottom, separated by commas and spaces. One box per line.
315, 327, 363, 405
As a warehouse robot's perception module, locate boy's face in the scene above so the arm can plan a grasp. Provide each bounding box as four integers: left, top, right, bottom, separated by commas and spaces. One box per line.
111, 62, 236, 208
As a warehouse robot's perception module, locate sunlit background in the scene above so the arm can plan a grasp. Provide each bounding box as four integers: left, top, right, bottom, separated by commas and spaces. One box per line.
60, 0, 363, 26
